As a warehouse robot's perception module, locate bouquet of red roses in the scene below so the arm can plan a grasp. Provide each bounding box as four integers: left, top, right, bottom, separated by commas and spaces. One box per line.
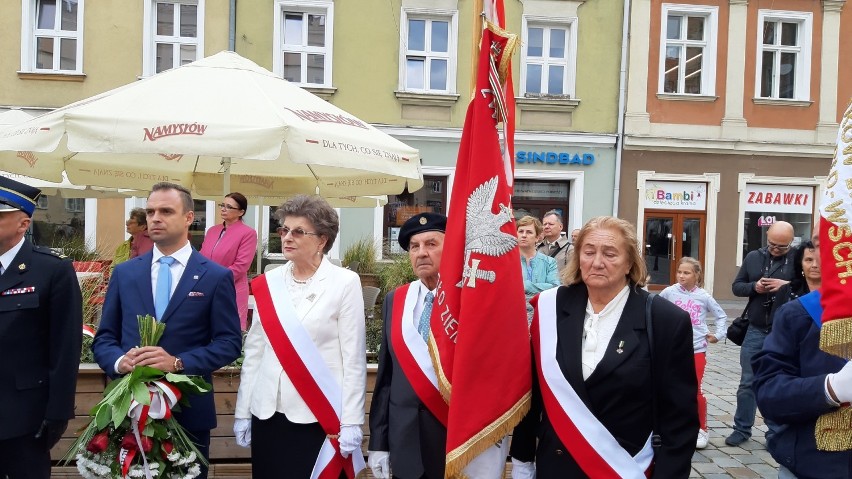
64, 315, 211, 479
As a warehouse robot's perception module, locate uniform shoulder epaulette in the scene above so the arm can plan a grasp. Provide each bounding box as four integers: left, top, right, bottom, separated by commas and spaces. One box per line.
33, 245, 68, 260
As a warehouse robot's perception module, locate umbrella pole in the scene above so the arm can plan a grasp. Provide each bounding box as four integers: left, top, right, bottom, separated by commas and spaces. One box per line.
222, 157, 231, 195
256, 200, 264, 275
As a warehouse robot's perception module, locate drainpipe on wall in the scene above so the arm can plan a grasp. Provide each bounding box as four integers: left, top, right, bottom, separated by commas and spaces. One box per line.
228, 0, 237, 51
612, 0, 632, 216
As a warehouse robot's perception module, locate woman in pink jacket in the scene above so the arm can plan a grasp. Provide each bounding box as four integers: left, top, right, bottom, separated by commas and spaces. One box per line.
200, 192, 258, 330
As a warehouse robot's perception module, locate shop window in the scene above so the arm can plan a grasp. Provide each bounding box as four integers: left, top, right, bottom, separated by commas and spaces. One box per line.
742, 183, 814, 257
275, 0, 333, 86
31, 192, 85, 249
188, 199, 207, 250
742, 212, 812, 258
64, 197, 84, 212
266, 205, 283, 257
659, 4, 718, 96
399, 9, 457, 94
511, 179, 570, 224
755, 10, 812, 101
21, 0, 84, 74
143, 0, 203, 76
383, 175, 447, 254
521, 17, 576, 97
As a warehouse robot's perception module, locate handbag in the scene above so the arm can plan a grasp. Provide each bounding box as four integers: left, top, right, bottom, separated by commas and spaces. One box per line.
727, 301, 751, 346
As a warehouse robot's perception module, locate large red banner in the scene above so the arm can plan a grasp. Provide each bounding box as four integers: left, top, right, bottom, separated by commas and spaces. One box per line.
429, 23, 531, 477
816, 101, 852, 451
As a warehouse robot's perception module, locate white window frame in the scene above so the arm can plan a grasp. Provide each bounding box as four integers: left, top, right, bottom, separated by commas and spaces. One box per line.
273, 0, 334, 87
20, 0, 85, 74
64, 197, 85, 212
398, 8, 458, 94
754, 9, 812, 101
142, 0, 205, 77
658, 4, 718, 96
520, 15, 578, 98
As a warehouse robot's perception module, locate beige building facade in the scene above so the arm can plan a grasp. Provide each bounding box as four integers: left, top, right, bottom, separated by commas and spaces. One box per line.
620, 0, 850, 297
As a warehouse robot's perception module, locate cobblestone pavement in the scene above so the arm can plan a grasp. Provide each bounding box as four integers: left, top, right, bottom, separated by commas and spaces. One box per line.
692, 298, 778, 479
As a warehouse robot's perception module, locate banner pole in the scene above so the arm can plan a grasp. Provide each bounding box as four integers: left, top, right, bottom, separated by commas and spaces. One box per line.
469, 0, 484, 97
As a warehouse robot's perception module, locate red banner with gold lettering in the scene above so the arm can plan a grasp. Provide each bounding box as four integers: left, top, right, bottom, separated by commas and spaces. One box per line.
428, 23, 531, 477
817, 100, 852, 451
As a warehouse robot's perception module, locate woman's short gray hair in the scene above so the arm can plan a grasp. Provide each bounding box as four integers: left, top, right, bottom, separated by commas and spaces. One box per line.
561, 216, 647, 287
274, 195, 339, 253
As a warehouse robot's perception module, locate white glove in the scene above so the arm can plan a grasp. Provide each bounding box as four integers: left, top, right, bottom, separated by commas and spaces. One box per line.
233, 418, 251, 448
338, 424, 363, 458
368, 450, 390, 479
511, 458, 536, 479
828, 362, 852, 403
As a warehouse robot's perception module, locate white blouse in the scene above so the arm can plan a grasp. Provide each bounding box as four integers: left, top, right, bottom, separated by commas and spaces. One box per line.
582, 285, 630, 380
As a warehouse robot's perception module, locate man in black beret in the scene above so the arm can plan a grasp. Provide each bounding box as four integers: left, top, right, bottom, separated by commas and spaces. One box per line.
368, 212, 448, 478
367, 212, 511, 478
0, 176, 82, 479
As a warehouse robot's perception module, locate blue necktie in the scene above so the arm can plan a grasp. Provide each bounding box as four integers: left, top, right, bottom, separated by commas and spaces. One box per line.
418, 292, 434, 342
155, 256, 175, 320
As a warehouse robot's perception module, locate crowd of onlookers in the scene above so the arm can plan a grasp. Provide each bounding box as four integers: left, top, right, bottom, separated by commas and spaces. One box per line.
514, 211, 850, 479
3, 164, 849, 479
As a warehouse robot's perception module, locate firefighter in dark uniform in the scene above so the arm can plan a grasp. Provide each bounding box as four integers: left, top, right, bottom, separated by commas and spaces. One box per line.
0, 176, 82, 479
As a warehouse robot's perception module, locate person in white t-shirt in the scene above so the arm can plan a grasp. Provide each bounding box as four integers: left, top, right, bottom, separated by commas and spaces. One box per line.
659, 257, 728, 449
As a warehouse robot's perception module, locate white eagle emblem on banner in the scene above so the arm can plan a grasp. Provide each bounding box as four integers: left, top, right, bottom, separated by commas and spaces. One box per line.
457, 176, 517, 288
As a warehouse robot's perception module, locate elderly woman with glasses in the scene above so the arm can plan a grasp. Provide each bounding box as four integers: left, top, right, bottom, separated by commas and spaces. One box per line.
234, 195, 366, 478
199, 192, 258, 330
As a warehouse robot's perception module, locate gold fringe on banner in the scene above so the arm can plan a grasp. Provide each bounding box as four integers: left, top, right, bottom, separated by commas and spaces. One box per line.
444, 391, 531, 479
819, 317, 852, 359
815, 406, 852, 451
428, 335, 453, 403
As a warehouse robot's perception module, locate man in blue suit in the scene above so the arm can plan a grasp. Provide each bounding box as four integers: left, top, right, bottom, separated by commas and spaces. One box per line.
93, 182, 242, 478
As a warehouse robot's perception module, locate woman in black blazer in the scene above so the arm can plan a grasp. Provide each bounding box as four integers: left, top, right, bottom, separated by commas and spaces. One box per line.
510, 216, 699, 478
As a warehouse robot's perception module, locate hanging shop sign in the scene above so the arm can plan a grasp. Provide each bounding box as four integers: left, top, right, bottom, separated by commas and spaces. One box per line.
515, 151, 595, 166
643, 181, 707, 211
744, 183, 813, 214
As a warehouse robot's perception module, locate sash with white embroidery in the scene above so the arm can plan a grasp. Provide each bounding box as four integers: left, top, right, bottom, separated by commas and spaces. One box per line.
252, 273, 366, 479
532, 288, 653, 479
390, 283, 449, 425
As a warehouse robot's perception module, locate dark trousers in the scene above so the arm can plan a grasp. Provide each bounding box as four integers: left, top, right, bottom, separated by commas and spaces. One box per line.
251, 413, 346, 479
0, 434, 50, 479
187, 429, 211, 479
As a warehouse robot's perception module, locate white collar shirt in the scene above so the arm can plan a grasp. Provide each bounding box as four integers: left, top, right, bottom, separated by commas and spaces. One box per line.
0, 236, 26, 275
581, 285, 630, 380
412, 280, 436, 329
150, 242, 192, 300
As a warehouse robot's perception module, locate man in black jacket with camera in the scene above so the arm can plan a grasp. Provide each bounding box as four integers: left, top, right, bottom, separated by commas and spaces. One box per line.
727, 221, 795, 446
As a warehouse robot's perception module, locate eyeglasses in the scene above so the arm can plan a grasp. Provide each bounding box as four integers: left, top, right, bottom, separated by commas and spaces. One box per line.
767, 240, 792, 251
277, 226, 319, 239
218, 203, 240, 211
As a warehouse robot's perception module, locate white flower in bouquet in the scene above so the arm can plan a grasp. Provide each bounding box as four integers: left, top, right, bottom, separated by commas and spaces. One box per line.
63, 315, 211, 479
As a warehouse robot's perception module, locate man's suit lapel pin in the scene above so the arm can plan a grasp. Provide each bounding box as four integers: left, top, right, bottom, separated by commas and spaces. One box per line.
193, 275, 199, 280
616, 340, 624, 354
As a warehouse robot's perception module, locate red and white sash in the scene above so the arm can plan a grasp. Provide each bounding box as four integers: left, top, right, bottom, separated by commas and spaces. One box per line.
252, 273, 366, 479
390, 283, 449, 425
532, 288, 653, 479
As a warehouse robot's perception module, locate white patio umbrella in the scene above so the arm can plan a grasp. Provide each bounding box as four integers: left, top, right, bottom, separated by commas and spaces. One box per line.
0, 51, 423, 198
0, 170, 144, 199
0, 109, 35, 127
0, 111, 144, 199
196, 193, 387, 209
